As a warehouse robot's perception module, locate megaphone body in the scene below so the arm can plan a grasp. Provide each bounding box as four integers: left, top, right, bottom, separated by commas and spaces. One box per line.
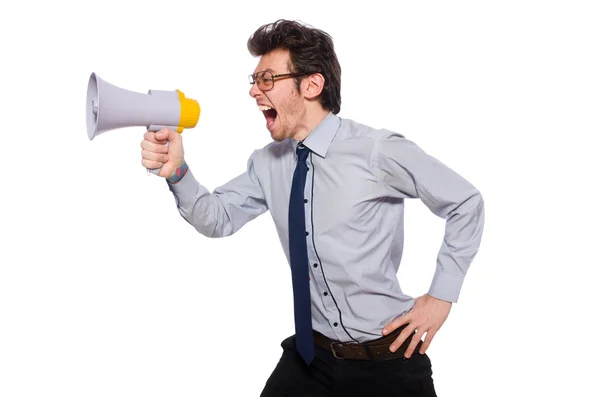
86, 72, 201, 174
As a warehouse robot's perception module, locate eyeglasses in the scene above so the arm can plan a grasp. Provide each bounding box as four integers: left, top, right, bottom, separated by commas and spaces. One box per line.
248, 70, 307, 91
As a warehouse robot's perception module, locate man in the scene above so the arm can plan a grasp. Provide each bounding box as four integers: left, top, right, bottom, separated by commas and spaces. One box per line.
140, 19, 484, 397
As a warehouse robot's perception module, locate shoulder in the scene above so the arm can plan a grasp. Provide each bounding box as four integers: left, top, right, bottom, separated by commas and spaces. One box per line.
336, 118, 416, 157
338, 117, 406, 142
337, 118, 430, 167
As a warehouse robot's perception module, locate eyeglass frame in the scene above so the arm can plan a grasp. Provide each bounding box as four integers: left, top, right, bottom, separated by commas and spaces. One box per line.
248, 70, 310, 91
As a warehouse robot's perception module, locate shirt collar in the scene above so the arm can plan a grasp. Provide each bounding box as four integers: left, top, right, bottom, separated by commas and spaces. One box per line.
292, 112, 340, 158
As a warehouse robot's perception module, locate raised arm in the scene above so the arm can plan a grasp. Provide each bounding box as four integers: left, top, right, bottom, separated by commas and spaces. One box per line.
141, 128, 268, 238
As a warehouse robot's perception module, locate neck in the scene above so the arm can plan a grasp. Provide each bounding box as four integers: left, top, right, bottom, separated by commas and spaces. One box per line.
291, 106, 330, 142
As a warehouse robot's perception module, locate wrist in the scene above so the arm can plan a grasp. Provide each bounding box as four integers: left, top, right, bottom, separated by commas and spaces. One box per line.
167, 161, 189, 184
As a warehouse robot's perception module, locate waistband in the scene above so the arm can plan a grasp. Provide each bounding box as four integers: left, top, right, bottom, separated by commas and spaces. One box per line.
313, 324, 420, 360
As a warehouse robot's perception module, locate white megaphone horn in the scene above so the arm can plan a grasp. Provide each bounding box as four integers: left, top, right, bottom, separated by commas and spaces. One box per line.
86, 72, 201, 175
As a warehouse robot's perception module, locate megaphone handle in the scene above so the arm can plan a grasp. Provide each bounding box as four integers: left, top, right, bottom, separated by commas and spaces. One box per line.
146, 125, 174, 176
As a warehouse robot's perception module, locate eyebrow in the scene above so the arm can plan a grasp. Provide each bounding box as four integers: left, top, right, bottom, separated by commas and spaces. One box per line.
253, 68, 276, 75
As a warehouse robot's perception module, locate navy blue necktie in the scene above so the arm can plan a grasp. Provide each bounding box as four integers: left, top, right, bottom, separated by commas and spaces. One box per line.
288, 144, 315, 365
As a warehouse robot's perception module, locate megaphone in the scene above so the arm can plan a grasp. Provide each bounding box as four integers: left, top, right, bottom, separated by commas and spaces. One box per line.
86, 72, 201, 174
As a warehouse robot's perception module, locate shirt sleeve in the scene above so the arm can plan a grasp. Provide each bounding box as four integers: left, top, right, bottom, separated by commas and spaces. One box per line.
166, 149, 268, 238
375, 131, 485, 303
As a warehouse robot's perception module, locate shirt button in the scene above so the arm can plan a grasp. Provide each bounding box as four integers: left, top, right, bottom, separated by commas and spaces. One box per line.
304, 199, 308, 203
313, 263, 318, 268
306, 231, 309, 236
333, 322, 338, 327
323, 291, 328, 296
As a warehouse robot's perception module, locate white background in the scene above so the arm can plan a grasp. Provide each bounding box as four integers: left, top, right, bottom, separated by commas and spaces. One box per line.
1, 0, 599, 396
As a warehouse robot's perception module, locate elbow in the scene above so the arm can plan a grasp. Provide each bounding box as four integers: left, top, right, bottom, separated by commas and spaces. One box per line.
177, 203, 234, 239
448, 188, 485, 224
464, 186, 484, 210
460, 189, 485, 236
471, 189, 484, 211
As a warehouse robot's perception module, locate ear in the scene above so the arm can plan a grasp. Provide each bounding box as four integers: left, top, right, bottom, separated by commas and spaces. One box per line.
302, 73, 325, 99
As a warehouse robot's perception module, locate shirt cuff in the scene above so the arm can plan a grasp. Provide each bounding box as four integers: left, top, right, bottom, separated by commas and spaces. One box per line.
427, 268, 466, 303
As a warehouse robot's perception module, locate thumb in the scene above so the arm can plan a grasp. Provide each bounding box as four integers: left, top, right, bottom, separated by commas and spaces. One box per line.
155, 128, 175, 143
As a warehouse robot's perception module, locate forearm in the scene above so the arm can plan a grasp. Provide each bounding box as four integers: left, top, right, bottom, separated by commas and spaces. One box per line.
167, 166, 236, 238
428, 191, 485, 302
166, 161, 189, 184
166, 155, 268, 238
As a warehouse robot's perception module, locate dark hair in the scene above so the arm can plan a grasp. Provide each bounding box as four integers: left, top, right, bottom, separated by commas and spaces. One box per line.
247, 19, 342, 114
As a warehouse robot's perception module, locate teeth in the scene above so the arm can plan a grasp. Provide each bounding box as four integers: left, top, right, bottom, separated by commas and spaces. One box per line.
258, 105, 272, 111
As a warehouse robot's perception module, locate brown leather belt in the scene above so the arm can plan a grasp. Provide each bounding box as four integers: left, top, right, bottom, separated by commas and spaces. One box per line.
313, 325, 420, 361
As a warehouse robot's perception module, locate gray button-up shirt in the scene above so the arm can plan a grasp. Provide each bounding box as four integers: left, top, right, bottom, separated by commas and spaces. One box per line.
167, 112, 485, 343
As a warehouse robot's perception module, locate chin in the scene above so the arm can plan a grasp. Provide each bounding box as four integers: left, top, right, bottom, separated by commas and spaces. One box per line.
271, 133, 286, 142
269, 127, 286, 142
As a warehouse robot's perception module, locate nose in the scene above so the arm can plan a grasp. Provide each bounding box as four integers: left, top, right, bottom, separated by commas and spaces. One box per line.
249, 81, 261, 98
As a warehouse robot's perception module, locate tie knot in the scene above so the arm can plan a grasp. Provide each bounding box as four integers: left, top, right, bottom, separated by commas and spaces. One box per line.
296, 145, 310, 162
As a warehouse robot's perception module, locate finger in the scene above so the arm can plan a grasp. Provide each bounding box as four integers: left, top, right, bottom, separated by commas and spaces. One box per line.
419, 330, 436, 355
389, 324, 416, 353
141, 148, 169, 164
141, 139, 169, 154
404, 329, 424, 359
141, 158, 164, 170
382, 313, 411, 336
143, 131, 160, 144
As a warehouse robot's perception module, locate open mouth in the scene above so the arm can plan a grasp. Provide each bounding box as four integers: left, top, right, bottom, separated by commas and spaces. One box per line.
259, 105, 278, 128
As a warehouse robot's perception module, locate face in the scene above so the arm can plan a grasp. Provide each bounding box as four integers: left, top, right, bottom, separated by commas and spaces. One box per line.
249, 49, 305, 142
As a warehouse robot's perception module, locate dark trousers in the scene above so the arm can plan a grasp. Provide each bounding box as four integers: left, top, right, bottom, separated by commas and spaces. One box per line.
260, 333, 437, 397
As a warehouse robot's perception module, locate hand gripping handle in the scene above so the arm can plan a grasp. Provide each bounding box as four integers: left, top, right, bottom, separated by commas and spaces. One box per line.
144, 88, 200, 176
146, 124, 176, 176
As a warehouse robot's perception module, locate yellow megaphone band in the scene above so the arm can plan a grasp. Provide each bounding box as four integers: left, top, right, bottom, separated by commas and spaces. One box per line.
176, 90, 201, 133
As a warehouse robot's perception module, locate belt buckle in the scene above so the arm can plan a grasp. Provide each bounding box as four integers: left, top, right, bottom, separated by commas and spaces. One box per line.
330, 342, 345, 360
